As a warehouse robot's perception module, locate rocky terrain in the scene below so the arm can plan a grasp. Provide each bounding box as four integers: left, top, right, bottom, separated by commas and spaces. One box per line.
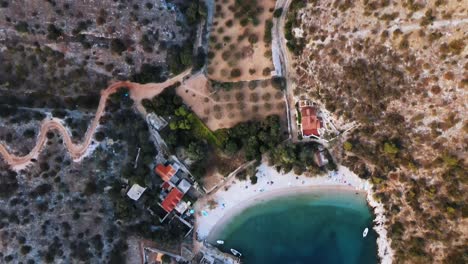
0, 82, 173, 263
0, 0, 204, 263
0, 0, 193, 101
287, 1, 467, 263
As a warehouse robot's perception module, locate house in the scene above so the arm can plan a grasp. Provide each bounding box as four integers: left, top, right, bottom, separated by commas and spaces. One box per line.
155, 163, 180, 182
146, 113, 168, 131
161, 188, 184, 212
177, 179, 192, 194
155, 161, 193, 214
298, 100, 322, 137
298, 99, 312, 108
174, 201, 190, 214
127, 184, 147, 201
301, 106, 322, 137
314, 147, 329, 168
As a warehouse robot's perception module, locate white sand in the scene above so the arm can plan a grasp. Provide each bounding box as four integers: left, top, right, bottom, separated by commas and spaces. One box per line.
194, 163, 393, 263
367, 189, 394, 264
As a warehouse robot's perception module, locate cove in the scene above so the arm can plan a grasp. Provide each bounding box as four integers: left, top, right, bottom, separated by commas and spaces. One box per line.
208, 189, 378, 264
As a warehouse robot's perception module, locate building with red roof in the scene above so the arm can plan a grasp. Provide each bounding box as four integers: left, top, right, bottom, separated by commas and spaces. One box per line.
155, 163, 179, 182
161, 182, 171, 190
161, 188, 184, 212
301, 106, 322, 137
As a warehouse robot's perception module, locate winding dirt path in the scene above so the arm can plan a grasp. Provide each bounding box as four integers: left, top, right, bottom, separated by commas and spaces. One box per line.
0, 69, 191, 170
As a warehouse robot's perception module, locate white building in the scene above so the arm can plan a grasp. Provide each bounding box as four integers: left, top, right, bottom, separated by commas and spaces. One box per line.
146, 113, 168, 131
127, 184, 147, 201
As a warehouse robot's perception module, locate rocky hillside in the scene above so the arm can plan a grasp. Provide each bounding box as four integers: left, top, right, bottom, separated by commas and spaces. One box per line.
287, 1, 467, 263
0, 0, 193, 100
0, 1, 207, 262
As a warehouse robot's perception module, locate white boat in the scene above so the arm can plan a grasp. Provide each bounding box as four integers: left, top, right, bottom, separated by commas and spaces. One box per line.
363, 228, 369, 237
230, 248, 242, 257
216, 240, 224, 245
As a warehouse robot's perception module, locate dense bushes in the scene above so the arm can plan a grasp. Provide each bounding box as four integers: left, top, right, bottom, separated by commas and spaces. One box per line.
271, 76, 286, 90
131, 64, 166, 84
47, 24, 62, 40
284, 0, 306, 54
167, 42, 194, 75
142, 85, 287, 176
269, 142, 335, 174
15, 21, 29, 33
110, 39, 127, 54
142, 86, 212, 178
223, 115, 283, 160
0, 169, 18, 198
184, 0, 207, 24
102, 87, 157, 187
264, 20, 273, 43
273, 8, 283, 18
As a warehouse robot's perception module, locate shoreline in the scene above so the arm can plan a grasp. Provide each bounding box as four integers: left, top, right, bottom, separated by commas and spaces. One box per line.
207, 186, 368, 240
194, 163, 393, 263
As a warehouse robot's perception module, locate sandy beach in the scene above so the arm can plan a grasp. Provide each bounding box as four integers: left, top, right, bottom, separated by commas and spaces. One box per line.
194, 163, 393, 263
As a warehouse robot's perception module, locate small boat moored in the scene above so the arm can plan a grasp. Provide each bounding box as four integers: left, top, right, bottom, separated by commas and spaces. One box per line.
230, 248, 242, 257
363, 227, 369, 238
216, 240, 224, 245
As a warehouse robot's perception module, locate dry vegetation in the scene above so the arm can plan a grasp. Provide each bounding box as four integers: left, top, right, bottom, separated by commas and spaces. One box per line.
0, 0, 192, 101
0, 1, 205, 262
177, 74, 286, 130
0, 103, 154, 263
288, 0, 467, 263
206, 0, 276, 81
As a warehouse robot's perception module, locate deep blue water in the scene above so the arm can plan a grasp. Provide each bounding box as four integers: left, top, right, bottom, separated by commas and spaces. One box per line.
208, 190, 378, 264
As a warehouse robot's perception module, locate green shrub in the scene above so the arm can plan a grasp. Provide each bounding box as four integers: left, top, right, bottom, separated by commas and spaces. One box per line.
131, 64, 166, 83
264, 20, 273, 43
441, 154, 458, 167
110, 39, 127, 54
248, 34, 259, 44
343, 141, 353, 151
185, 1, 207, 24
47, 24, 62, 40
230, 69, 241, 78
273, 8, 283, 18
383, 142, 399, 154
271, 76, 286, 90
167, 42, 193, 74
161, 254, 171, 264
448, 39, 464, 55
250, 175, 258, 184
15, 21, 29, 33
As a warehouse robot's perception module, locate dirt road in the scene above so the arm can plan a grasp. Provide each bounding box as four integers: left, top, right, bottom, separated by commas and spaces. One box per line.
0, 69, 191, 170
273, 0, 298, 141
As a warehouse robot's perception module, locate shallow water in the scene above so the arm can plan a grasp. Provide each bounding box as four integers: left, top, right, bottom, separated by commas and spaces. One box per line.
208, 189, 378, 264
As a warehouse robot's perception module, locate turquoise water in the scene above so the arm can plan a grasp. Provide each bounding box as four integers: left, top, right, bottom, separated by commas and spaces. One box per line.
208, 190, 378, 264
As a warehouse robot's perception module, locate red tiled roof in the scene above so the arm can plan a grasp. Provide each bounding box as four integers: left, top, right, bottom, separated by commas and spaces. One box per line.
155, 164, 177, 182
161, 188, 184, 212
161, 182, 170, 190
301, 107, 321, 137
